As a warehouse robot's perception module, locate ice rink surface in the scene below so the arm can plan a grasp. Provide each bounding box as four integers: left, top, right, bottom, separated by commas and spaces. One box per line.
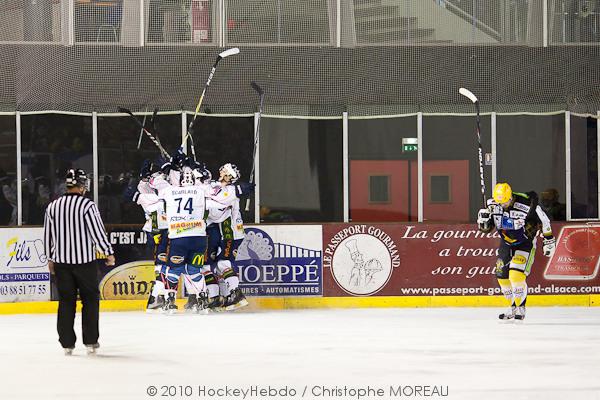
2, 307, 600, 400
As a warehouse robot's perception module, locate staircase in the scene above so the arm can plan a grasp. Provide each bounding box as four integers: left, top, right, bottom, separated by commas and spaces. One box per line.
354, 0, 444, 44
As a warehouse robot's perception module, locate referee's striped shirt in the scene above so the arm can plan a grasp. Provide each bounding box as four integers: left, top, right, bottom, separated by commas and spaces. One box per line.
44, 193, 114, 264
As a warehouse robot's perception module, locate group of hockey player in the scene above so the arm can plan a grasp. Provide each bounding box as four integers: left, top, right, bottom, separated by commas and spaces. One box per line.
130, 149, 254, 314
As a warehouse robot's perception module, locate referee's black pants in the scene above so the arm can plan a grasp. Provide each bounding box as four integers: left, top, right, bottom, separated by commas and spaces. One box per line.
54, 262, 100, 348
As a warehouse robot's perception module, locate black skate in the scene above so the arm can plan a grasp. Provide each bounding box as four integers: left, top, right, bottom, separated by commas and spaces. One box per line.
162, 293, 178, 315
207, 295, 225, 312
184, 294, 198, 313
85, 343, 100, 356
225, 288, 249, 311
146, 294, 165, 314
499, 305, 516, 320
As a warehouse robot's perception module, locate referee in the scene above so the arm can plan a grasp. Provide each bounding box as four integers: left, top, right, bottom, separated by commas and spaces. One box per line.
43, 168, 115, 355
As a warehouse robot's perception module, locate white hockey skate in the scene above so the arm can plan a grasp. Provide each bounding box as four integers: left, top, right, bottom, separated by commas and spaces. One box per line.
85, 343, 100, 355
64, 347, 75, 356
514, 305, 526, 321
498, 305, 516, 320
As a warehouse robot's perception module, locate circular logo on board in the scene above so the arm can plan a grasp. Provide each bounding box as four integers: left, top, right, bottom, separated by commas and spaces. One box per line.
563, 227, 600, 256
331, 233, 394, 296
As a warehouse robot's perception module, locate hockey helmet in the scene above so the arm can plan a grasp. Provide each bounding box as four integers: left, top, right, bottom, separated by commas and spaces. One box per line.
180, 167, 195, 187
219, 163, 240, 183
493, 182, 513, 206
65, 168, 90, 191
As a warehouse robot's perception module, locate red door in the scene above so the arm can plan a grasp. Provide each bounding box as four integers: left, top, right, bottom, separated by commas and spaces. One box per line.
350, 160, 469, 222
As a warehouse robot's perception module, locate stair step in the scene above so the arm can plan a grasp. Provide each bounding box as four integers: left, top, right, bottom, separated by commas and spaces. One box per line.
358, 27, 436, 42
356, 16, 417, 30
354, 5, 398, 18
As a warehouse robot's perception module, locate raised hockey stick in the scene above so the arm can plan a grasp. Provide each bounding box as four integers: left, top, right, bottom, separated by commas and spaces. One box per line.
459, 87, 486, 207
183, 47, 241, 160
245, 81, 265, 212
118, 107, 171, 159
136, 107, 149, 150
139, 107, 159, 149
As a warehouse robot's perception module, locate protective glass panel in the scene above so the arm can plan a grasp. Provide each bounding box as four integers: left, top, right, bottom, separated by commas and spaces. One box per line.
0, 116, 17, 226
226, 0, 332, 45
569, 115, 598, 219
0, 0, 62, 42
20, 114, 93, 225
496, 114, 566, 220
260, 118, 343, 222
549, 0, 600, 44
348, 116, 417, 222
75, 0, 123, 43
147, 0, 216, 44
185, 115, 254, 222
353, 0, 542, 45
423, 115, 493, 223
97, 113, 183, 224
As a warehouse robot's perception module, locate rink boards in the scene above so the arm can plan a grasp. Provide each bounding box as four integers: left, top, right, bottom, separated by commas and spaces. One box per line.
1, 223, 599, 313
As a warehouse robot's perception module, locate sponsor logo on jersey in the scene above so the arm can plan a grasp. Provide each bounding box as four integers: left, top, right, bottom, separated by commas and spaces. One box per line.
512, 254, 527, 265
191, 253, 205, 266
170, 220, 205, 233
509, 210, 527, 219
513, 202, 530, 212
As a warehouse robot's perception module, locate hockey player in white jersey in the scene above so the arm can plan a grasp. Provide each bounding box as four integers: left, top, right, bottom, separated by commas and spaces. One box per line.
130, 160, 169, 312
206, 163, 254, 311
152, 166, 211, 314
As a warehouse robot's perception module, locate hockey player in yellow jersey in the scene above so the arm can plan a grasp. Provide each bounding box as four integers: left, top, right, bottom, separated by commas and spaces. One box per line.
477, 183, 556, 320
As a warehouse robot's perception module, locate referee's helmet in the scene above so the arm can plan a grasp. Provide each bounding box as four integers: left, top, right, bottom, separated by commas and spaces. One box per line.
65, 168, 90, 190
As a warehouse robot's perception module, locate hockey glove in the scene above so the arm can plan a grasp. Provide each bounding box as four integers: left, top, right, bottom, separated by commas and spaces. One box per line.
123, 186, 139, 203
235, 182, 255, 197
139, 159, 154, 179
171, 147, 187, 169
542, 236, 556, 257
477, 208, 492, 232
153, 155, 170, 175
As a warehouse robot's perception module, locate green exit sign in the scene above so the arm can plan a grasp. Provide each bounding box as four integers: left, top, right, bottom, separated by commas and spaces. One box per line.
402, 138, 418, 153
402, 144, 418, 152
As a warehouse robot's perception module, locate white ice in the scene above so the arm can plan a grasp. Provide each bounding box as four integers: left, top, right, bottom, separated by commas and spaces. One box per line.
2, 307, 600, 400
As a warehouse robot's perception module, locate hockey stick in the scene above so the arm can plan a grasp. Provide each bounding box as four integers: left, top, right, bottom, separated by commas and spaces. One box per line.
118, 107, 171, 159
136, 107, 149, 150
137, 107, 159, 150
183, 47, 240, 160
459, 87, 486, 207
245, 81, 265, 212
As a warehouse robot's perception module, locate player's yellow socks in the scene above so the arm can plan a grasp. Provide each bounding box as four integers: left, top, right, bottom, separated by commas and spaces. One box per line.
509, 270, 527, 306
497, 278, 513, 303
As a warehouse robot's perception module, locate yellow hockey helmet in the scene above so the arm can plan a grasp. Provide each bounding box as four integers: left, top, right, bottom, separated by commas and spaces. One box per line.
493, 183, 513, 204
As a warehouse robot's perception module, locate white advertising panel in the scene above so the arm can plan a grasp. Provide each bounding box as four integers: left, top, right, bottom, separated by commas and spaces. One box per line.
0, 228, 51, 302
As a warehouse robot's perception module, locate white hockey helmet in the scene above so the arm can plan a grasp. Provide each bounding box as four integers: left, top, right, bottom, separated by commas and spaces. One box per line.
219, 163, 240, 183
180, 167, 195, 187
